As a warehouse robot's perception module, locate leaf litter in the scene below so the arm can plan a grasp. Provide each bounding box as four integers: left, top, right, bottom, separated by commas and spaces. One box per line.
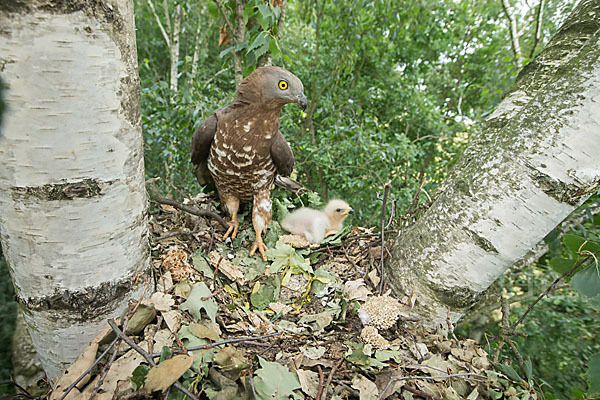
48, 196, 524, 400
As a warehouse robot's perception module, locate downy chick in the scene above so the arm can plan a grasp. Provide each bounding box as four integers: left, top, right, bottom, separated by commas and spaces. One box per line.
281, 199, 353, 244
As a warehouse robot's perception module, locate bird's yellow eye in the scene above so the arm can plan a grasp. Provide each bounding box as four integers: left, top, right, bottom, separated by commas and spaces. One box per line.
278, 80, 288, 90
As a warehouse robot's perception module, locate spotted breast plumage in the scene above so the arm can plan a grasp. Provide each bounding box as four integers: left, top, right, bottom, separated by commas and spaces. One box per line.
191, 66, 307, 261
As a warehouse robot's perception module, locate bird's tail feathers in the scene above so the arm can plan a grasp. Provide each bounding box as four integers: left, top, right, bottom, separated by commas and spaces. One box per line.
274, 175, 306, 193
194, 163, 214, 186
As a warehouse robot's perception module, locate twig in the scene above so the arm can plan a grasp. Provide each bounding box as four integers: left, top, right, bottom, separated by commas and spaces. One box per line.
379, 181, 391, 295
322, 358, 343, 400
249, 370, 257, 399
146, 0, 170, 47
89, 339, 121, 399
379, 373, 486, 399
341, 244, 359, 270
385, 198, 396, 229
89, 318, 129, 399
403, 385, 444, 400
57, 337, 119, 400
213, 0, 232, 27
528, 0, 545, 59
257, 336, 279, 356
406, 176, 427, 215
154, 227, 208, 242
107, 320, 199, 400
152, 332, 281, 357
511, 249, 600, 330
146, 178, 228, 229
0, 381, 36, 399
315, 365, 324, 400
446, 308, 458, 343
208, 223, 216, 253
205, 67, 231, 85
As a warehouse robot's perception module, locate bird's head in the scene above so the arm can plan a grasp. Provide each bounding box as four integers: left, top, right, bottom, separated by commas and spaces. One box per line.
323, 199, 354, 225
238, 66, 307, 111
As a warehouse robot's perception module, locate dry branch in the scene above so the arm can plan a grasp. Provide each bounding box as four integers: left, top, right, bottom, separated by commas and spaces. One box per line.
145, 178, 228, 229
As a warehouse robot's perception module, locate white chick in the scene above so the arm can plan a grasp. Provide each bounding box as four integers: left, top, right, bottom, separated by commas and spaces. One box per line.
281, 199, 353, 244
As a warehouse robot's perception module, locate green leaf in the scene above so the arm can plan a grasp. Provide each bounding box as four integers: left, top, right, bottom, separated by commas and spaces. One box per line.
219, 46, 233, 58
311, 268, 336, 296
129, 364, 150, 391
549, 257, 577, 275
491, 361, 524, 383
298, 311, 334, 333
256, 4, 272, 30
345, 342, 386, 368
588, 352, 600, 394
250, 277, 281, 310
269, 37, 281, 57
254, 356, 301, 400
159, 346, 172, 363
180, 281, 218, 322
192, 250, 213, 279
571, 263, 600, 298
563, 234, 600, 256
179, 324, 217, 370
321, 225, 351, 246
243, 4, 255, 23
125, 303, 156, 335
247, 32, 267, 53
524, 357, 533, 383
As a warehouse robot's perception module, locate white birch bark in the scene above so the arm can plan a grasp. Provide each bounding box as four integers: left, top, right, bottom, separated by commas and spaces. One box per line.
0, 1, 151, 381
169, 4, 182, 92
388, 0, 600, 328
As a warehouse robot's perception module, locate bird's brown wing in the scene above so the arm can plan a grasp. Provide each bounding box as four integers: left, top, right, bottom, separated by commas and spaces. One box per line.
191, 113, 218, 185
271, 131, 305, 193
270, 130, 294, 177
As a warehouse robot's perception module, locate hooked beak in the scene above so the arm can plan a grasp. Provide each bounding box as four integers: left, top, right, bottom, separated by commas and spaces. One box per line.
297, 93, 307, 111
342, 207, 354, 216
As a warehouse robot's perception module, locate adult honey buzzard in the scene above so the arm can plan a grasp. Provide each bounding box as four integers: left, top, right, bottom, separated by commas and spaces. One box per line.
191, 66, 307, 261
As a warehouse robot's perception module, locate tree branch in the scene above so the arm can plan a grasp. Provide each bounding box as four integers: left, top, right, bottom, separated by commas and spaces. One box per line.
108, 319, 199, 400
146, 0, 170, 47
501, 0, 523, 67
529, 0, 546, 59
162, 0, 172, 35
379, 181, 391, 295
145, 178, 229, 229
511, 248, 600, 330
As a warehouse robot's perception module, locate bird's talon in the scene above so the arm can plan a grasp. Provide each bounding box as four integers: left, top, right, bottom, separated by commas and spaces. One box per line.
223, 222, 239, 240
250, 242, 268, 262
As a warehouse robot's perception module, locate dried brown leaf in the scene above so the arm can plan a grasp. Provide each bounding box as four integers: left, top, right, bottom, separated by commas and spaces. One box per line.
143, 355, 193, 393
218, 24, 230, 46
188, 322, 220, 341
209, 250, 245, 282
297, 369, 319, 398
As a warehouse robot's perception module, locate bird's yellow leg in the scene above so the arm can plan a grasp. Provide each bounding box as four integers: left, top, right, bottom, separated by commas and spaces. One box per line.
222, 195, 240, 240
223, 214, 239, 240
249, 232, 268, 262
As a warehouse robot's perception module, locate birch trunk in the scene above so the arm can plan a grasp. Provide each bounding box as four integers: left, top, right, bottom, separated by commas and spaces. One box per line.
388, 0, 600, 328
169, 4, 182, 92
0, 0, 151, 381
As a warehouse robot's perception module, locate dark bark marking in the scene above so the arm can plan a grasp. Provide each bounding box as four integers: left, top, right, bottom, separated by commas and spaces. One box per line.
463, 227, 499, 254
17, 266, 153, 323
11, 178, 114, 201
531, 171, 585, 205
